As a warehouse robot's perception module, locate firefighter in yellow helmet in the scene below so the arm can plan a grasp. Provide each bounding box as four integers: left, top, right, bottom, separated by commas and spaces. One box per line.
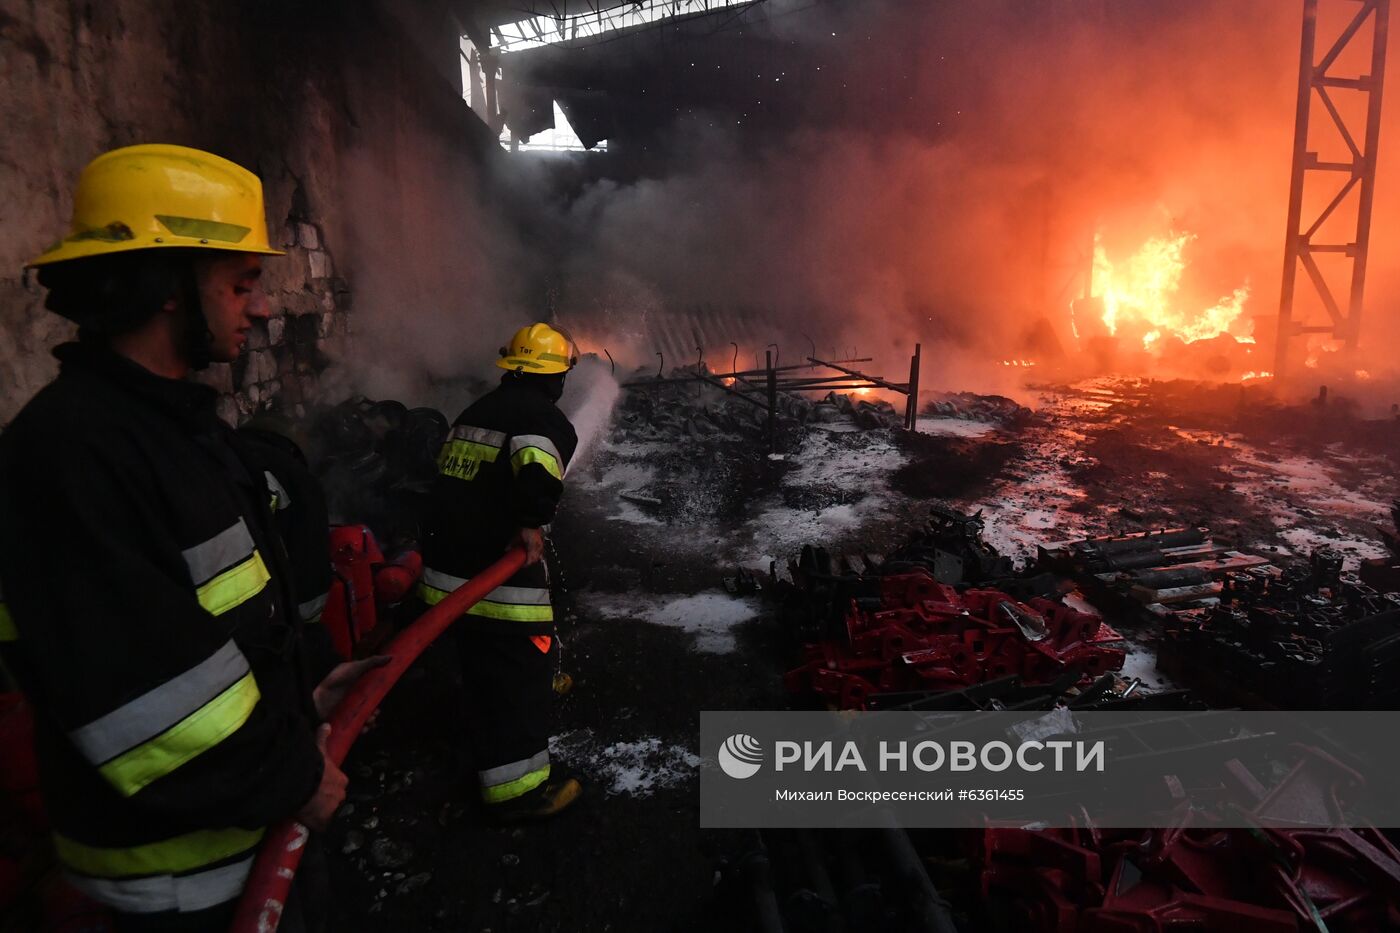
420, 323, 583, 820
0, 145, 359, 930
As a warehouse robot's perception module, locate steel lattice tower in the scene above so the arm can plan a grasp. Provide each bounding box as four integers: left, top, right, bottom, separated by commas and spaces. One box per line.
1275, 0, 1390, 377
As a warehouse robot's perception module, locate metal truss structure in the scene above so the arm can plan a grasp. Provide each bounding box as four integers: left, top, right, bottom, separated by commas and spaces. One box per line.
487, 0, 757, 54
1275, 0, 1390, 376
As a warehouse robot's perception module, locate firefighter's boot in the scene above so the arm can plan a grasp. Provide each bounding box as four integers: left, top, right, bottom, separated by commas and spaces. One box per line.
489, 768, 583, 823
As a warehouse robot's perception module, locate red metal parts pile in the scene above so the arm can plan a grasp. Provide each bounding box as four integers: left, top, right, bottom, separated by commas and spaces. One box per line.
785, 571, 1126, 710
975, 822, 1400, 932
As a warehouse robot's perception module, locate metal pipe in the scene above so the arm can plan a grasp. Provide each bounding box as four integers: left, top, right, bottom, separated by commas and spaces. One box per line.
1276, 0, 1318, 378
808, 356, 910, 395
775, 375, 889, 386
905, 343, 922, 430
619, 361, 872, 389
1345, 0, 1389, 351
772, 381, 890, 389
766, 350, 777, 452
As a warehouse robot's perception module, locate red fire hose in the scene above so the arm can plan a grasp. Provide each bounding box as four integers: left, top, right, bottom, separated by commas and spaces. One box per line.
229, 547, 528, 933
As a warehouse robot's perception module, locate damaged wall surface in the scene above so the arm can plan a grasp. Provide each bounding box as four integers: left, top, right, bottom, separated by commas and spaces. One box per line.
0, 0, 504, 424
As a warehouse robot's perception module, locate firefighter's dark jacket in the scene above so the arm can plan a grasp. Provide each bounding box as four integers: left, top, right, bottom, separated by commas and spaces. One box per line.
236, 427, 338, 680
420, 377, 577, 635
0, 342, 322, 909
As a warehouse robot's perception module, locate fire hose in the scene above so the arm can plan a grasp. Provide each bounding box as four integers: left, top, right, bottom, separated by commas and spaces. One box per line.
228, 547, 529, 933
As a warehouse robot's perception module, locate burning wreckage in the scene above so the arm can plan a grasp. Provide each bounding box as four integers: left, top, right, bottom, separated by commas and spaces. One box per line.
9, 1, 1400, 930
592, 352, 1400, 932
6, 343, 1399, 933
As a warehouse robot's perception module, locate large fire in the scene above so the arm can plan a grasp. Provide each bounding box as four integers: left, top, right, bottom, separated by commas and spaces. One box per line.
1093, 231, 1252, 349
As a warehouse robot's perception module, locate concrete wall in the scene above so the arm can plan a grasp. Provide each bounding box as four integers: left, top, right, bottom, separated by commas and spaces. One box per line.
0, 0, 504, 424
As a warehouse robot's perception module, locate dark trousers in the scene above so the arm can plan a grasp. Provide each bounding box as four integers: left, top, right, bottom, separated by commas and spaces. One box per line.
455, 627, 556, 800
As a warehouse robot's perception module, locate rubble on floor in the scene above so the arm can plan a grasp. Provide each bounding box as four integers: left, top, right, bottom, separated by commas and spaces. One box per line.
770, 507, 1130, 711
740, 473, 1400, 930
1038, 526, 1276, 618
1159, 551, 1400, 708
921, 391, 1037, 426
617, 363, 905, 445
781, 568, 1125, 709
305, 395, 450, 544
974, 811, 1400, 931
308, 372, 1400, 932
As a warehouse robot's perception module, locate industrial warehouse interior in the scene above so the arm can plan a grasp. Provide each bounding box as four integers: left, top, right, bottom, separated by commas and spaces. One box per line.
7, 0, 1400, 930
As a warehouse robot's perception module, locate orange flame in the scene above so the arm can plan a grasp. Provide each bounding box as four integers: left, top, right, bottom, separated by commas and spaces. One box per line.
1240, 371, 1272, 382
1093, 231, 1251, 349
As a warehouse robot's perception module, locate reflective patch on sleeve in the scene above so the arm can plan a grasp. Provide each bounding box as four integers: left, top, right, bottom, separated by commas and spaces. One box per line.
181, 520, 256, 587
96, 671, 261, 797
509, 434, 563, 480
194, 552, 271, 617
67, 640, 262, 797
510, 434, 561, 463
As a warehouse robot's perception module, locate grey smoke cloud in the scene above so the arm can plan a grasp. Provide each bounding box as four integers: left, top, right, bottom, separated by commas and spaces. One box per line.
341, 0, 1400, 402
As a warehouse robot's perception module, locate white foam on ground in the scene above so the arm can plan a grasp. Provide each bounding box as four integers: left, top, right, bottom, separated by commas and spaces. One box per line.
1220, 446, 1390, 568
1117, 641, 1179, 692
735, 429, 909, 561
781, 430, 907, 488
610, 501, 664, 525
914, 416, 999, 438
549, 729, 700, 797
576, 590, 763, 653
1277, 526, 1388, 563
961, 460, 1093, 566
745, 503, 867, 549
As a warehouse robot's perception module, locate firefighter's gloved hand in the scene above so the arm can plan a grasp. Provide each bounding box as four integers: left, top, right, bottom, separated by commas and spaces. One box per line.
313, 655, 392, 721
510, 526, 546, 566
298, 724, 349, 832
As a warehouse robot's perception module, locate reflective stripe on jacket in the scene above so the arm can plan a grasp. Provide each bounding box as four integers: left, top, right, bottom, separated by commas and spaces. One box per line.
421, 379, 577, 636
0, 343, 323, 915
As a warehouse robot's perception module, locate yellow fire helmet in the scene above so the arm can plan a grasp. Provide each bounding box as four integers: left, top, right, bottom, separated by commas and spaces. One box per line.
27, 143, 285, 267
497, 322, 578, 374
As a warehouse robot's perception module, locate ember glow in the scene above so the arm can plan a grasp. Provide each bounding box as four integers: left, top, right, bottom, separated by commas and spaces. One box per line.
1093, 231, 1252, 350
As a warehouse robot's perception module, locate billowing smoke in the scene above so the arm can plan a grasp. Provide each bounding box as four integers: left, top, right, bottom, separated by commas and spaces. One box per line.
543, 0, 1400, 393
339, 0, 1400, 405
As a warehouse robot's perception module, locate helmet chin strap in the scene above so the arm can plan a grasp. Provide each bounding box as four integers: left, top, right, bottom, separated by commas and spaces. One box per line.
179, 264, 214, 372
